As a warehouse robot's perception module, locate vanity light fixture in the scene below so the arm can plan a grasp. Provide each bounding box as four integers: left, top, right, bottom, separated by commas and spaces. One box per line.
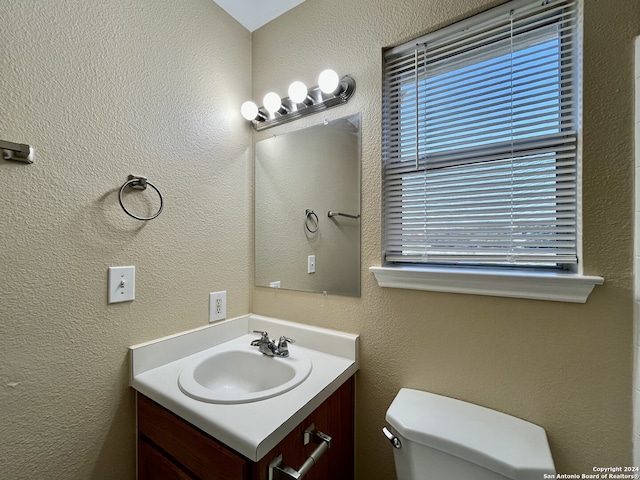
241, 101, 262, 121
263, 92, 283, 114
317, 69, 340, 94
287, 81, 308, 104
241, 69, 356, 131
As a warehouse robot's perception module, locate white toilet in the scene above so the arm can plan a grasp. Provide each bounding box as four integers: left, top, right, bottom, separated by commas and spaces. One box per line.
384, 389, 556, 480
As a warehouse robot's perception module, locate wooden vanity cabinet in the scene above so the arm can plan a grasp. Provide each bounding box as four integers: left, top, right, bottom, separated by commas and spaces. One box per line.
137, 376, 355, 480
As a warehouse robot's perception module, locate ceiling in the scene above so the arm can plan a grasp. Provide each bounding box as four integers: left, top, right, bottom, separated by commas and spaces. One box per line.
212, 0, 306, 32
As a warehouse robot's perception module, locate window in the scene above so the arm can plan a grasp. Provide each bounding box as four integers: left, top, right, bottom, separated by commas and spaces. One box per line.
374, 0, 602, 302
382, 0, 579, 269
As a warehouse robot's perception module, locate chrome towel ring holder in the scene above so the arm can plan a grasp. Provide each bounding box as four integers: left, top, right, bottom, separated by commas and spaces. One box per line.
305, 209, 319, 233
118, 175, 164, 221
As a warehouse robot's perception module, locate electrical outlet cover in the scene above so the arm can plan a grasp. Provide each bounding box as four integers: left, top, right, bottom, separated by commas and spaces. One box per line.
209, 291, 226, 322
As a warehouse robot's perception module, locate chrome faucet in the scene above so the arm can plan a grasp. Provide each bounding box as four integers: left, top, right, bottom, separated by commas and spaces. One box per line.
251, 331, 294, 357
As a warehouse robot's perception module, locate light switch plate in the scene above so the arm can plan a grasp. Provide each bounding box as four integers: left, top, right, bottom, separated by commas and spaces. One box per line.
108, 266, 135, 303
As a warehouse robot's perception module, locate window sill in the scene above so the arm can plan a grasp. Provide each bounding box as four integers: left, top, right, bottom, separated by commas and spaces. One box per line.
369, 266, 604, 303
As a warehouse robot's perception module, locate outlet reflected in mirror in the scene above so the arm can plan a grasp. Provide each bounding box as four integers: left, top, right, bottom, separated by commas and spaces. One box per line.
254, 114, 361, 297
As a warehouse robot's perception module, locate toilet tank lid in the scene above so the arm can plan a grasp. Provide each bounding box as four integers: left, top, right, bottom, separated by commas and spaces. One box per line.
385, 389, 556, 480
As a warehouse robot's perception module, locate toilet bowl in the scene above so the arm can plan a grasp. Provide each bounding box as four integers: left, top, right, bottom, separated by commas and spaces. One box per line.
383, 389, 556, 480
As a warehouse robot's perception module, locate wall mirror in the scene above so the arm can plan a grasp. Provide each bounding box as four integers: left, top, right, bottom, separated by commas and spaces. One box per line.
255, 114, 361, 297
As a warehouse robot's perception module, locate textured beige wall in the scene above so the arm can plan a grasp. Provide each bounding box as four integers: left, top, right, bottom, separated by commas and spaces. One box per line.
252, 0, 640, 478
2, 0, 637, 477
0, 0, 251, 478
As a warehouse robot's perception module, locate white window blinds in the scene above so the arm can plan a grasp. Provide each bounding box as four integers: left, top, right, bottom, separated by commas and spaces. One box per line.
382, 0, 579, 267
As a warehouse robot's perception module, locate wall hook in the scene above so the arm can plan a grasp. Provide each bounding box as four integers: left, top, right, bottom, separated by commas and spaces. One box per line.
1, 139, 34, 164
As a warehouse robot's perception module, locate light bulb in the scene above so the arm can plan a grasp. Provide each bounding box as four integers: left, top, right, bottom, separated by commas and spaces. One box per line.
288, 81, 308, 104
318, 69, 340, 94
240, 101, 259, 121
263, 92, 282, 114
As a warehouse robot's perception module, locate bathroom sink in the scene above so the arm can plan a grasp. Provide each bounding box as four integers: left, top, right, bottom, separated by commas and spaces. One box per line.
131, 314, 359, 460
178, 347, 312, 404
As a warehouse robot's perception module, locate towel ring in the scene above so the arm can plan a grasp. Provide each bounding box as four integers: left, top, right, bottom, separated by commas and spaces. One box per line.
118, 175, 164, 221
305, 209, 319, 233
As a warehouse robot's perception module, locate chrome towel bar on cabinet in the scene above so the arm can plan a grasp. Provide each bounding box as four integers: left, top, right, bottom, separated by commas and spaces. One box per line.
268, 424, 332, 479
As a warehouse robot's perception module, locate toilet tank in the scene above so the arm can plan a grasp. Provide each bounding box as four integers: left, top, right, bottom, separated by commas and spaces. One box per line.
385, 389, 556, 480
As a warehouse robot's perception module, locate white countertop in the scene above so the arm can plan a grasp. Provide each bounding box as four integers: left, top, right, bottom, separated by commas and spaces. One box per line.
129, 314, 359, 461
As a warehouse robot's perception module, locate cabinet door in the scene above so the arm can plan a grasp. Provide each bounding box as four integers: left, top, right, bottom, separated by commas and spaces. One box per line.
252, 377, 355, 480
137, 394, 249, 480
138, 437, 193, 480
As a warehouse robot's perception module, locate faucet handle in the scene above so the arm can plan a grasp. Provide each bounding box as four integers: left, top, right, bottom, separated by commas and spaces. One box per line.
278, 336, 294, 346
277, 336, 294, 357
251, 330, 270, 346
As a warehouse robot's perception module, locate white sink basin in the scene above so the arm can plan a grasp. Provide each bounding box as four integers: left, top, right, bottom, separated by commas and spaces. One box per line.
178, 347, 312, 404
